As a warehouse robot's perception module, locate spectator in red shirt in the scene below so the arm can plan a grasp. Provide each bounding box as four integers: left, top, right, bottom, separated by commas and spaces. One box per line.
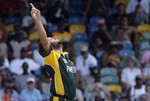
0, 0, 23, 18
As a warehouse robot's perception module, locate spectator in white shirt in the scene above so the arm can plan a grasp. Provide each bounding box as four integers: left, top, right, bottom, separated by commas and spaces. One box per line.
22, 14, 47, 28
0, 56, 9, 70
121, 56, 141, 87
9, 48, 40, 75
15, 62, 36, 90
75, 88, 84, 101
33, 49, 44, 66
127, 75, 146, 101
126, 0, 150, 14
75, 45, 98, 78
9, 30, 30, 58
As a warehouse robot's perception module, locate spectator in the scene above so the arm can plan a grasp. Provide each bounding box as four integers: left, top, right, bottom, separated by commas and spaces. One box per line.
0, 56, 9, 70
0, 0, 23, 18
45, 0, 68, 23
112, 16, 136, 43
75, 45, 98, 78
51, 22, 71, 42
129, 5, 149, 26
22, 13, 47, 30
9, 48, 40, 75
139, 94, 150, 101
2, 87, 18, 101
0, 69, 9, 83
76, 70, 84, 93
141, 50, 150, 67
145, 80, 150, 94
108, 3, 127, 29
0, 20, 7, 58
90, 19, 112, 56
0, 78, 20, 101
75, 88, 84, 101
86, 82, 111, 101
83, 0, 107, 20
139, 52, 150, 82
33, 0, 49, 16
126, 0, 149, 14
20, 77, 42, 101
143, 63, 150, 80
15, 62, 36, 90
0, 75, 3, 90
84, 68, 100, 97
121, 56, 141, 87
33, 49, 44, 66
101, 41, 122, 67
9, 30, 30, 58
37, 70, 51, 100
127, 75, 146, 101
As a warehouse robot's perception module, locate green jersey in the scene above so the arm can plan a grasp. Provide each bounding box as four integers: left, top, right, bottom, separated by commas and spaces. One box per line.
39, 44, 77, 100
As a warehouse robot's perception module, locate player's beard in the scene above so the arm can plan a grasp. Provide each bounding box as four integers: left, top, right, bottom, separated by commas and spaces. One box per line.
51, 42, 62, 50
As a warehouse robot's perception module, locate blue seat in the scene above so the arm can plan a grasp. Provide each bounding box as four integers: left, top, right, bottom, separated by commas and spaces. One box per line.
47, 24, 58, 36
139, 40, 150, 51
31, 42, 39, 50
101, 75, 119, 85
87, 24, 99, 38
70, 0, 82, 6
89, 16, 104, 24
120, 42, 133, 50
71, 33, 88, 43
67, 8, 83, 17
33, 69, 42, 77
118, 49, 135, 56
4, 17, 21, 25
140, 33, 150, 41
69, 16, 84, 25
100, 67, 117, 76
42, 93, 51, 101
96, 50, 105, 59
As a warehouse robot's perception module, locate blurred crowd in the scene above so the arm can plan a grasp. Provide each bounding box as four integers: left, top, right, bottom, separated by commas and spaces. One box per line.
0, 0, 150, 101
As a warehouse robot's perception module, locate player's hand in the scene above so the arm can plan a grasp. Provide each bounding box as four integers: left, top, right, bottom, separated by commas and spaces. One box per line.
30, 3, 41, 21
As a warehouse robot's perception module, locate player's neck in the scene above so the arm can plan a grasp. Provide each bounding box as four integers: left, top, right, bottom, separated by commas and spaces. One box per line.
55, 48, 63, 53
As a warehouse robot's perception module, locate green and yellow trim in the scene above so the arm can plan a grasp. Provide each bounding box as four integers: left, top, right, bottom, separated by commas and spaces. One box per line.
44, 50, 65, 95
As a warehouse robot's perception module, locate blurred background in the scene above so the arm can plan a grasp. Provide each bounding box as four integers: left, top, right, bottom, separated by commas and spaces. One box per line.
0, 0, 150, 101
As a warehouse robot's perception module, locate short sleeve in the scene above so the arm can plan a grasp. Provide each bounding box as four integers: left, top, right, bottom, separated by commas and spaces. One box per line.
38, 42, 51, 57
37, 90, 42, 100
121, 69, 127, 83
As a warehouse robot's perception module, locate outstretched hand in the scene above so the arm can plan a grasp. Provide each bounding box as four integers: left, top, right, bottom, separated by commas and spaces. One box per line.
30, 3, 41, 21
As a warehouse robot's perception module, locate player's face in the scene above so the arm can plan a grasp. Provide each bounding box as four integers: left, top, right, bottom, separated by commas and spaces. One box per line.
48, 36, 62, 49
48, 36, 60, 43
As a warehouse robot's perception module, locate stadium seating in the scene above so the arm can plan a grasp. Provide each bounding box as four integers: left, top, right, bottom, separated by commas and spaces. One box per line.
101, 75, 119, 85
107, 84, 122, 93
89, 16, 104, 24
139, 40, 150, 51
69, 16, 84, 25
118, 49, 135, 56
71, 33, 89, 55
73, 41, 89, 55
120, 42, 133, 50
137, 24, 150, 33
4, 17, 21, 25
100, 67, 117, 76
47, 24, 58, 36
5, 24, 14, 33
69, 24, 86, 34
87, 24, 99, 38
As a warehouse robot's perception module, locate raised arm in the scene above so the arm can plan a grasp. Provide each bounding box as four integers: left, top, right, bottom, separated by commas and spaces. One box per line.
30, 3, 49, 52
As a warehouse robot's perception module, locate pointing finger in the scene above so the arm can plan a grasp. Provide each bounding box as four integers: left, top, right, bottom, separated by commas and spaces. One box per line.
30, 3, 36, 9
